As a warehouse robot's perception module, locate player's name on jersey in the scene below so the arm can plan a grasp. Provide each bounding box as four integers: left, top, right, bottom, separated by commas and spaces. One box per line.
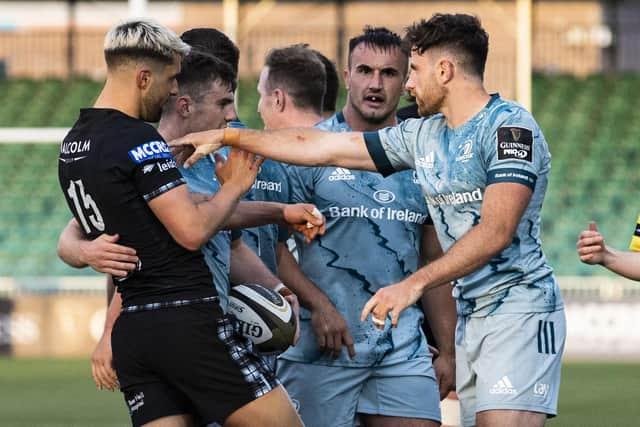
327, 205, 428, 224
61, 139, 91, 154
252, 179, 282, 192
426, 188, 483, 207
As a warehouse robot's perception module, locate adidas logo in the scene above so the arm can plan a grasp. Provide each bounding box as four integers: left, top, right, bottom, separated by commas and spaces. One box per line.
416, 151, 435, 169
328, 167, 356, 181
489, 376, 517, 395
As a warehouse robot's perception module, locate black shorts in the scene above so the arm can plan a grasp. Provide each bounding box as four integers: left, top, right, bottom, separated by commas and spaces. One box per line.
112, 301, 279, 426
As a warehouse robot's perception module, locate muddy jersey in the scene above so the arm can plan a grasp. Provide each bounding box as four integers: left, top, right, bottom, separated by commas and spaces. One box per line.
280, 112, 431, 367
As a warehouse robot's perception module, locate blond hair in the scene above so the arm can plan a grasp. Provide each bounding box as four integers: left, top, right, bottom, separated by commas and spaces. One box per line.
104, 18, 190, 68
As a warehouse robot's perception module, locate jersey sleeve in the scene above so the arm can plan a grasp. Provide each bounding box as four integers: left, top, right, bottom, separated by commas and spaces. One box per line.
363, 118, 424, 176
286, 165, 315, 204
124, 125, 185, 202
484, 111, 547, 191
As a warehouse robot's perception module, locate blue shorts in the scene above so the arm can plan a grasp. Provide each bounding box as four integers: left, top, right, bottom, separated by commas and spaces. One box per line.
277, 358, 441, 427
456, 309, 566, 427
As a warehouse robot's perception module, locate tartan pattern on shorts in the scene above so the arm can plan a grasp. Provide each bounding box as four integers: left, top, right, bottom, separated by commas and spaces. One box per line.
216, 314, 280, 398
121, 296, 218, 313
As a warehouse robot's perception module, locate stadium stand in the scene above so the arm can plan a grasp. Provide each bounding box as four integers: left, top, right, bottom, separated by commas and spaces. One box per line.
0, 75, 639, 276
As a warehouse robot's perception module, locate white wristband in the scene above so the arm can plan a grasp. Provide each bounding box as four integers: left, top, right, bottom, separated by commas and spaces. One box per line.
274, 283, 287, 293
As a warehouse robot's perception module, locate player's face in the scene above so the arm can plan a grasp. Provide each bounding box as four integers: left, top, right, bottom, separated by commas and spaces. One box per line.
405, 50, 446, 117
142, 58, 180, 122
344, 44, 406, 124
257, 67, 278, 130
187, 79, 236, 133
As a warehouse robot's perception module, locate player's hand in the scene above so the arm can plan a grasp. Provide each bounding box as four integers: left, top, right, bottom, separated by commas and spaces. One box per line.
214, 148, 264, 194
310, 298, 355, 359
278, 287, 301, 346
577, 221, 607, 265
91, 331, 119, 392
169, 129, 224, 168
432, 350, 456, 400
171, 145, 195, 167
284, 204, 326, 243
361, 280, 423, 329
80, 234, 138, 277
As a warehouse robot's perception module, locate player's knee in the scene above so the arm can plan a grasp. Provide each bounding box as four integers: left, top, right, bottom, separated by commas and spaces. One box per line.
223, 386, 303, 427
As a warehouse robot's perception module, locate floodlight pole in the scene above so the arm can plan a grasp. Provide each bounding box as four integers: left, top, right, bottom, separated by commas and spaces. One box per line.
516, 0, 532, 111
129, 0, 148, 17
223, 0, 240, 43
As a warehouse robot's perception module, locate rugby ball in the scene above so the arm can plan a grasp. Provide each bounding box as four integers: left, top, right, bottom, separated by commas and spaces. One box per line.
227, 284, 296, 354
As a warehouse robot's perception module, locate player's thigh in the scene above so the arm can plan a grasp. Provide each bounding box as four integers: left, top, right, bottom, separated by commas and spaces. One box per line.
476, 409, 546, 427
357, 357, 441, 424
455, 329, 477, 427
361, 414, 440, 427
277, 359, 366, 427
223, 385, 303, 427
142, 414, 196, 427
470, 310, 565, 423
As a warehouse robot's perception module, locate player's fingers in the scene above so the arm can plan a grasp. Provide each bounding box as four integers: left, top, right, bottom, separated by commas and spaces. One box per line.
332, 331, 343, 358
100, 233, 120, 243
91, 361, 100, 389
316, 330, 327, 351
390, 309, 400, 328
589, 221, 598, 232
106, 244, 137, 257
343, 331, 356, 359
103, 260, 137, 272
361, 297, 377, 322
324, 333, 336, 356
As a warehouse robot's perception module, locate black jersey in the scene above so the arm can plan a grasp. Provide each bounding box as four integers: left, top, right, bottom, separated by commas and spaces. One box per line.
58, 108, 215, 305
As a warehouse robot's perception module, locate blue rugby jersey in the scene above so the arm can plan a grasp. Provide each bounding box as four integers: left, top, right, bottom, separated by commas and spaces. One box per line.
280, 112, 432, 367
241, 159, 291, 274
364, 94, 564, 317
179, 150, 240, 310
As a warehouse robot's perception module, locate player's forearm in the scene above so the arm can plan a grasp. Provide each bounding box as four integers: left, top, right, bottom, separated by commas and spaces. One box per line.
57, 218, 89, 268
227, 128, 376, 171
276, 243, 330, 310
601, 246, 640, 280
224, 201, 286, 229
421, 286, 456, 356
411, 222, 512, 293
184, 184, 245, 250
229, 240, 280, 288
102, 291, 122, 334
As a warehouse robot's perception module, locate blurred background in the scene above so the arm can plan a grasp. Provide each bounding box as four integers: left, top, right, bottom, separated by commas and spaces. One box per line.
1, 0, 640, 425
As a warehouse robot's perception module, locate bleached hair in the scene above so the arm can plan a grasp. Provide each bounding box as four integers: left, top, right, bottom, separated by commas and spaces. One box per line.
104, 18, 191, 67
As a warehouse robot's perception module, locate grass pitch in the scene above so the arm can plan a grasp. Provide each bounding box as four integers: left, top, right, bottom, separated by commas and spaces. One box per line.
0, 358, 638, 426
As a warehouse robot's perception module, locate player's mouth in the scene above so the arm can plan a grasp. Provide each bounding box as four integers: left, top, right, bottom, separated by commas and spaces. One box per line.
363, 95, 385, 108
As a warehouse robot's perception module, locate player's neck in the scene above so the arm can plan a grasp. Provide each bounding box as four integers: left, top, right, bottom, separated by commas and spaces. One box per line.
94, 79, 141, 119
341, 105, 397, 132
442, 83, 490, 129
279, 109, 323, 128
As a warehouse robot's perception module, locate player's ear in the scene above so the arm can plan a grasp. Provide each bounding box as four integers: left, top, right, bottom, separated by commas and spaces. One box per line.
274, 88, 285, 112
343, 67, 350, 91
136, 67, 152, 90
176, 96, 192, 118
438, 58, 454, 85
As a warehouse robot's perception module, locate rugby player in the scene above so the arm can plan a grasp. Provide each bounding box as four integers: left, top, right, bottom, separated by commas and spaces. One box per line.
259, 37, 455, 427
172, 13, 566, 427
58, 19, 305, 427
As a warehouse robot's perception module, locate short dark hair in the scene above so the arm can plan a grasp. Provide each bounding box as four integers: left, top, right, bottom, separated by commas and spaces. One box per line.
177, 51, 237, 102
264, 44, 326, 115
405, 14, 489, 78
180, 28, 240, 77
347, 26, 409, 73
312, 50, 339, 114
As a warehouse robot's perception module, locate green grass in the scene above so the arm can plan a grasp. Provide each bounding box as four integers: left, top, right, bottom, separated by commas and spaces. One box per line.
0, 359, 639, 426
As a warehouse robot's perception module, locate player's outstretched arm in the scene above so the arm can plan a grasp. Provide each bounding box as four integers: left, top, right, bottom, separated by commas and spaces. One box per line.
362, 182, 532, 328
170, 127, 378, 172
57, 218, 139, 277
148, 148, 262, 251
419, 224, 456, 400
276, 242, 355, 359
577, 221, 640, 280
224, 202, 326, 242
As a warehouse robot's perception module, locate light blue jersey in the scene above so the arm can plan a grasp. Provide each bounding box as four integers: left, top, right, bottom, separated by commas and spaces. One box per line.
364, 94, 563, 317
280, 112, 432, 367
179, 150, 240, 310
241, 159, 291, 274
